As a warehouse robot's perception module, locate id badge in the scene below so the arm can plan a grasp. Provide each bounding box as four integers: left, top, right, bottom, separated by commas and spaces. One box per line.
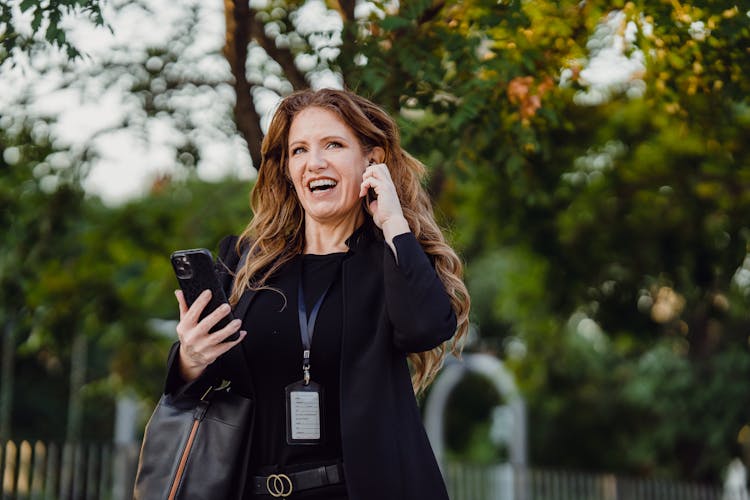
285, 380, 324, 445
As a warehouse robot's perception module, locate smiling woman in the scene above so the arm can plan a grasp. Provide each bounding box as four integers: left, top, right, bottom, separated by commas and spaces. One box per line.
285, 106, 377, 249
159, 88, 470, 499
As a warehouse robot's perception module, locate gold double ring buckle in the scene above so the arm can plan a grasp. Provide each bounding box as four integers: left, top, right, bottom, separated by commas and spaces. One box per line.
266, 473, 293, 498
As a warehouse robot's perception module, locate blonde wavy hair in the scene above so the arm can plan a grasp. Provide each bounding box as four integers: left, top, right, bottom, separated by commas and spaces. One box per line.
229, 88, 470, 394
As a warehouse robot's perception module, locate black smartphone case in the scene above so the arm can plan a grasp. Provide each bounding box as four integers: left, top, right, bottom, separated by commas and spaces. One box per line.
170, 248, 239, 341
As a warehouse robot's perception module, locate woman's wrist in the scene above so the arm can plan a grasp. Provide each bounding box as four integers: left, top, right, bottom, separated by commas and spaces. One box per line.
382, 216, 410, 243
178, 347, 207, 382
382, 216, 410, 262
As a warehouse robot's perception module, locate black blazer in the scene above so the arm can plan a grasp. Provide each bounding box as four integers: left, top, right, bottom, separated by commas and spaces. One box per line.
164, 224, 457, 499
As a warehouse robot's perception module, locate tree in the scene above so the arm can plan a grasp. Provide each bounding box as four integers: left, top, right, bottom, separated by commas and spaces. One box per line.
0, 0, 106, 62
0, 117, 92, 440
3, 0, 750, 483
431, 0, 750, 480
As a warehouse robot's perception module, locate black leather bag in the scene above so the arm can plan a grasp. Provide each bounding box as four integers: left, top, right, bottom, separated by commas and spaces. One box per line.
133, 381, 252, 499
135, 237, 252, 499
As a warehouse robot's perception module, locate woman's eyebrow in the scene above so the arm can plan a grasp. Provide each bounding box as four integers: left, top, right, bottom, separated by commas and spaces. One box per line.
289, 135, 349, 147
320, 135, 348, 142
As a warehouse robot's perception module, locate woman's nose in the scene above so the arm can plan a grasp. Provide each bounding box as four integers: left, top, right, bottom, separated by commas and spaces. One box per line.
307, 149, 327, 170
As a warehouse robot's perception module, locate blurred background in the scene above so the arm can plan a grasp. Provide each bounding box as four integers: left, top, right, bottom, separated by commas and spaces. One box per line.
1, 0, 749, 498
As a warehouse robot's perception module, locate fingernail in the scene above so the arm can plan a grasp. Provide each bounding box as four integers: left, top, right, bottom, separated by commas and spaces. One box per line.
221, 303, 231, 312
231, 319, 242, 327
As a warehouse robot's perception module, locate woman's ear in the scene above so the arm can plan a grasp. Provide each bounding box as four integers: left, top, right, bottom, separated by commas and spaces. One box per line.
368, 146, 385, 164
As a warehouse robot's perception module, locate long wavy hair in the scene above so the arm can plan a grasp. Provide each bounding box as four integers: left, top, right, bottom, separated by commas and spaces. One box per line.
229, 88, 470, 394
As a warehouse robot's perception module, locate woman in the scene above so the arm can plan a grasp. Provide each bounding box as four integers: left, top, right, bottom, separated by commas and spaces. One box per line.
166, 88, 470, 499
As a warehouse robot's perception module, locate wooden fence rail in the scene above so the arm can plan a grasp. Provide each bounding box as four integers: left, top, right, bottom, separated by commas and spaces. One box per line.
1, 440, 139, 500
1, 440, 731, 500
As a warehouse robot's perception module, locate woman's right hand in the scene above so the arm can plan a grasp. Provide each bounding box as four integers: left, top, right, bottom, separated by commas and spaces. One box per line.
175, 289, 246, 382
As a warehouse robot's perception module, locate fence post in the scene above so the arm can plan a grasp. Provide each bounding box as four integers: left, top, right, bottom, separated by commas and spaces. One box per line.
603, 473, 618, 500
98, 444, 111, 500
72, 444, 85, 499
44, 443, 59, 500
17, 440, 32, 499
59, 442, 75, 500
0, 441, 4, 499
86, 443, 98, 500
31, 441, 46, 500
111, 443, 139, 500
112, 393, 140, 500
3, 440, 17, 499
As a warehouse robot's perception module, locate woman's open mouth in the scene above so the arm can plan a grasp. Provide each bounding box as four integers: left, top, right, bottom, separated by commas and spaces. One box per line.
308, 178, 337, 193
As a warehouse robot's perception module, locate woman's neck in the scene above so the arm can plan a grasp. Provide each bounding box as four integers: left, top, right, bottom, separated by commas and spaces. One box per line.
304, 211, 364, 254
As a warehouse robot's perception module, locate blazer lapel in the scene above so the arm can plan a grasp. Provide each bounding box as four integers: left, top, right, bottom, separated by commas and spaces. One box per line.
220, 287, 258, 393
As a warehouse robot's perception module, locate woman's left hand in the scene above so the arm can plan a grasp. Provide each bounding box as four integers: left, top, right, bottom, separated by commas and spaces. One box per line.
360, 163, 410, 245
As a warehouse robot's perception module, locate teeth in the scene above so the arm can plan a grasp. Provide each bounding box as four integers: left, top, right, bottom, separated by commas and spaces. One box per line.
309, 179, 337, 190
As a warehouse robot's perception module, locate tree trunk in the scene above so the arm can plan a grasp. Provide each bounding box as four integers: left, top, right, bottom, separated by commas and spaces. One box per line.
66, 332, 87, 442
0, 317, 16, 440
223, 0, 264, 168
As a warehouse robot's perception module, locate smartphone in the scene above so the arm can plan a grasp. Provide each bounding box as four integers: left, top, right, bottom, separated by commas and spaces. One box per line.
366, 160, 378, 205
170, 248, 239, 341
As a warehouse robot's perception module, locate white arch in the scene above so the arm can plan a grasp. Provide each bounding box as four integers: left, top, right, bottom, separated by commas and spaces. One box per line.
423, 352, 527, 466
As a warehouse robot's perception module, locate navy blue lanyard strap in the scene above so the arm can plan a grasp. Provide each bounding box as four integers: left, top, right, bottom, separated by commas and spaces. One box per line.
297, 271, 336, 385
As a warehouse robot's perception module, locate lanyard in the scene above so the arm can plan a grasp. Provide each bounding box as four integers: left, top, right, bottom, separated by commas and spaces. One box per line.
297, 267, 337, 385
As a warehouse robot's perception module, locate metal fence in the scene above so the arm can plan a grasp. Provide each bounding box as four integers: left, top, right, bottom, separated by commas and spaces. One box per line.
1, 439, 731, 500
443, 462, 726, 500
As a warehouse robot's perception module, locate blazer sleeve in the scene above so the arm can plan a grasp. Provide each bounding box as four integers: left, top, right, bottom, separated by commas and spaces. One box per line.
163, 341, 222, 399
161, 235, 238, 398
383, 232, 457, 353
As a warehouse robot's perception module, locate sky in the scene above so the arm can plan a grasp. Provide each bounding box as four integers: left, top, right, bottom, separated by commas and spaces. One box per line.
2, 1, 256, 205
0, 0, 646, 205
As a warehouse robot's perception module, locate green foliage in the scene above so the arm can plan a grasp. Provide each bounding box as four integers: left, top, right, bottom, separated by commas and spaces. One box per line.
1, 118, 105, 440
0, 0, 106, 64
1, 118, 253, 439
87, 176, 252, 402
4, 0, 750, 484
443, 374, 507, 464
341, 0, 750, 482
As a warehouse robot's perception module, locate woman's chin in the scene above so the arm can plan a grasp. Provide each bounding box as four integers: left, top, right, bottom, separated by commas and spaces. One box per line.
304, 202, 363, 224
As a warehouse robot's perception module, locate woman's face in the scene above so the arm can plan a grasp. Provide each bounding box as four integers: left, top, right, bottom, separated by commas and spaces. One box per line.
287, 106, 370, 225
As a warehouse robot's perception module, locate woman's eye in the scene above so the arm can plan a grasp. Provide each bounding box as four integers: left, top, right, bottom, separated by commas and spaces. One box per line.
326, 141, 342, 149
291, 147, 306, 155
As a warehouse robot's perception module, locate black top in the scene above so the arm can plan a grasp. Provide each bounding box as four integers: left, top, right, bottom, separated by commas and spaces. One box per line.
242, 252, 347, 497
165, 225, 456, 500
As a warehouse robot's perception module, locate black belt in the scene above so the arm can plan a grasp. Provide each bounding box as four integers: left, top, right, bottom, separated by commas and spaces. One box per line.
252, 463, 345, 498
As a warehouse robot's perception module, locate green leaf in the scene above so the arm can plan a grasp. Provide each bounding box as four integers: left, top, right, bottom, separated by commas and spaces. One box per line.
45, 24, 58, 44
30, 10, 43, 33
380, 16, 412, 31
19, 0, 36, 12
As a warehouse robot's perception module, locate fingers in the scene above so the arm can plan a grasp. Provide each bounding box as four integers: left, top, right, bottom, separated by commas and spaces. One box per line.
360, 163, 406, 227
176, 298, 235, 345
183, 325, 246, 370
183, 289, 214, 325
198, 302, 233, 332
175, 289, 246, 374
214, 318, 243, 342
201, 325, 247, 361
175, 290, 188, 318
359, 163, 393, 198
